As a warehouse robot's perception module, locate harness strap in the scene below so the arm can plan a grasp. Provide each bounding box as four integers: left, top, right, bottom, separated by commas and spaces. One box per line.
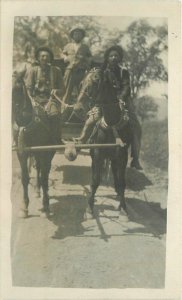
88, 120, 100, 144
34, 66, 41, 92
50, 66, 55, 90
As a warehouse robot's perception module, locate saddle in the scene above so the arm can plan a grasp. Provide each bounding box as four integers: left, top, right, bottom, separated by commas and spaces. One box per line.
89, 100, 129, 145
100, 100, 129, 131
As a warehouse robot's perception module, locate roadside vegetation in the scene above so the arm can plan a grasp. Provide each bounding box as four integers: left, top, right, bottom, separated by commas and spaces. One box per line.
141, 119, 168, 170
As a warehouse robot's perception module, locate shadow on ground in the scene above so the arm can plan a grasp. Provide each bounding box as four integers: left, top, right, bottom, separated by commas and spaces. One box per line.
49, 195, 166, 240
55, 165, 152, 191
55, 165, 91, 186
126, 198, 167, 238
49, 195, 87, 239
126, 168, 152, 191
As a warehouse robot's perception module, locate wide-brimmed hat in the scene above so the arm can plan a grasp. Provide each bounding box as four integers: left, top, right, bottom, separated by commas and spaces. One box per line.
35, 47, 54, 62
69, 26, 85, 39
104, 45, 124, 63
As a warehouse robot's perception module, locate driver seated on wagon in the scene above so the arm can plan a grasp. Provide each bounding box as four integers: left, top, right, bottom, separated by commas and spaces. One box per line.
73, 45, 143, 170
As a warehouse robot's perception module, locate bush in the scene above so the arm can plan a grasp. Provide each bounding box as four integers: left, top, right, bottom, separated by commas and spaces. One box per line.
135, 95, 158, 122
141, 119, 168, 170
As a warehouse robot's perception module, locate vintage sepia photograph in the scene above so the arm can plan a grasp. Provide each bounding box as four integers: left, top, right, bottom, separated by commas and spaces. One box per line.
0, 0, 181, 299
11, 15, 168, 288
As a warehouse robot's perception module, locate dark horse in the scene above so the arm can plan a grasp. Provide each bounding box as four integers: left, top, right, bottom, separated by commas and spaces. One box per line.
12, 72, 55, 218
74, 83, 132, 216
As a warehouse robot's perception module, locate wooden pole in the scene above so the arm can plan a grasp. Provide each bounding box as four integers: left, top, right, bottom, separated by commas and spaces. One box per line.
12, 143, 121, 152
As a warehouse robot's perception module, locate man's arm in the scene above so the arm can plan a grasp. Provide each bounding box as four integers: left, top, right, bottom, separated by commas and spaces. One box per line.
120, 69, 135, 112
84, 45, 92, 68
24, 67, 39, 107
120, 69, 131, 100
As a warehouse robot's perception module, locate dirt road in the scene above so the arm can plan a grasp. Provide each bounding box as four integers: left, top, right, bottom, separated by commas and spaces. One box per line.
11, 151, 167, 288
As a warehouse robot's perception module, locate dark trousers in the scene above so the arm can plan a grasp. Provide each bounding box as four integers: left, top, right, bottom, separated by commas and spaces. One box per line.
129, 112, 142, 161
63, 68, 86, 104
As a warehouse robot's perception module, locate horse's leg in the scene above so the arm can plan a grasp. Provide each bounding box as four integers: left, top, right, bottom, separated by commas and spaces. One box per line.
39, 152, 54, 217
103, 158, 111, 184
114, 148, 128, 214
111, 159, 120, 195
34, 158, 41, 198
17, 152, 29, 218
88, 150, 103, 215
12, 121, 19, 146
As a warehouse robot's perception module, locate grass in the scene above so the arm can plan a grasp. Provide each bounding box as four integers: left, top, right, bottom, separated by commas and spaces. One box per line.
141, 119, 168, 171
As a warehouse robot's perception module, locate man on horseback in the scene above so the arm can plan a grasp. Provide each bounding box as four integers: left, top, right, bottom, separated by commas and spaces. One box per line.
60, 26, 92, 104
74, 45, 143, 170
21, 46, 65, 144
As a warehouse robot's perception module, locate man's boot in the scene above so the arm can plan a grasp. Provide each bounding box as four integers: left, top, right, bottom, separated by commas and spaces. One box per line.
73, 121, 93, 144
130, 158, 143, 170
130, 132, 143, 170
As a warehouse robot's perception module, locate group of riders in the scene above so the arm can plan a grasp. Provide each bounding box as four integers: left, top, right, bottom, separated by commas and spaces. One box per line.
13, 26, 143, 171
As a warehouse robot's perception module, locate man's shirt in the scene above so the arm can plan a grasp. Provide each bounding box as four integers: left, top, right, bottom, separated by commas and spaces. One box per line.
78, 65, 132, 110
25, 65, 65, 103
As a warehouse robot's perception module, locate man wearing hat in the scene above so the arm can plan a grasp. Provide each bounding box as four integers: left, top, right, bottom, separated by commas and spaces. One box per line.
60, 26, 92, 104
74, 45, 143, 170
24, 46, 65, 144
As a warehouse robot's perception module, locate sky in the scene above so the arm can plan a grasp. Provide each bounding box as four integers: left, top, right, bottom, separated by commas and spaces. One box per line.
97, 16, 167, 31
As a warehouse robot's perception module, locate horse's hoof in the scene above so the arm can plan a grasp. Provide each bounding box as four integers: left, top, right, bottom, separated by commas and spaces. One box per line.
40, 210, 50, 218
85, 207, 94, 219
18, 209, 28, 218
118, 206, 129, 222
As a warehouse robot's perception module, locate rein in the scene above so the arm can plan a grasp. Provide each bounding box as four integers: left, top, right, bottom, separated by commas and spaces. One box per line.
51, 91, 74, 109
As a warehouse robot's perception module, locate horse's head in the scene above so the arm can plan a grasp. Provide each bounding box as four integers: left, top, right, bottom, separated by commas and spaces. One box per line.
73, 69, 102, 121
12, 71, 32, 126
12, 72, 25, 107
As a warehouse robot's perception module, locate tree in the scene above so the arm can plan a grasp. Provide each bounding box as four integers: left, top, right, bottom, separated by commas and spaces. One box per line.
121, 20, 168, 99
13, 16, 103, 67
13, 17, 168, 99
135, 95, 158, 122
